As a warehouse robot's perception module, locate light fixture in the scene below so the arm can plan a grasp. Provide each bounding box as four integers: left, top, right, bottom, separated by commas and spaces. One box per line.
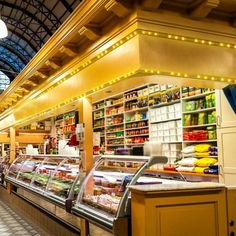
0, 18, 8, 38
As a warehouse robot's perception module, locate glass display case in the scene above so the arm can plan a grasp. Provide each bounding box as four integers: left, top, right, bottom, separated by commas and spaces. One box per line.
72, 155, 168, 234
5, 154, 83, 207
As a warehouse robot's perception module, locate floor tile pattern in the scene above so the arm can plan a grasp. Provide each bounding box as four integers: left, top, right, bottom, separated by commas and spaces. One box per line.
0, 200, 41, 236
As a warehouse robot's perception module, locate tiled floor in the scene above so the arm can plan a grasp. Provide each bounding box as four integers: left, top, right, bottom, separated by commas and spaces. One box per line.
0, 200, 42, 236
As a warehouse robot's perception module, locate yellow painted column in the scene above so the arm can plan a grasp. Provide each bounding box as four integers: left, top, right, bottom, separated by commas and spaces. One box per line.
9, 127, 16, 163
78, 97, 93, 236
78, 97, 93, 174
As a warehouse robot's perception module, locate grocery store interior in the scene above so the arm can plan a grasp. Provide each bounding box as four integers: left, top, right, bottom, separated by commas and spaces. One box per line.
0, 0, 236, 236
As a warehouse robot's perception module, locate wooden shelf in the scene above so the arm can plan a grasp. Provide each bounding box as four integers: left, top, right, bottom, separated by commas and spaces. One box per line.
183, 123, 216, 128
125, 107, 148, 113
125, 119, 148, 124
125, 126, 149, 131
105, 101, 124, 108
125, 134, 149, 138
106, 123, 124, 127
149, 99, 180, 108
106, 137, 124, 140
106, 130, 124, 134
150, 117, 181, 124
151, 169, 218, 178
105, 113, 123, 118
17, 129, 50, 134
182, 91, 215, 101
183, 139, 217, 143
182, 107, 215, 114
93, 107, 105, 112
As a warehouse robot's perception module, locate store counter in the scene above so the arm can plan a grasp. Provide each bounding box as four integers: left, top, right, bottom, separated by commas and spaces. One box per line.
129, 182, 228, 236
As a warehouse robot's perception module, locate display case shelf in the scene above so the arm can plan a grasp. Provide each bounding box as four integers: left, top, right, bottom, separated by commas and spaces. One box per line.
93, 117, 104, 120
94, 126, 105, 129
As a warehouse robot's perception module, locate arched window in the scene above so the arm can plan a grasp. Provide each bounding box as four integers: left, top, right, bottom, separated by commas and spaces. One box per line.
0, 71, 10, 92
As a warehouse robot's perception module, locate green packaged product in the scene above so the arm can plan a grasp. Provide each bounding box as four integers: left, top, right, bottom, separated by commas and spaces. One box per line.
208, 111, 216, 124
183, 114, 191, 126
198, 112, 207, 125
185, 101, 196, 111
207, 126, 216, 140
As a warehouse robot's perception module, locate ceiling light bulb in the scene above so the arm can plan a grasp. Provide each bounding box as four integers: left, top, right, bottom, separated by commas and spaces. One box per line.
0, 19, 8, 38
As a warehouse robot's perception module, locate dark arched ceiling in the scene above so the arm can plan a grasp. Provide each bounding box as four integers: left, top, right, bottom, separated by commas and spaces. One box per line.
0, 0, 82, 82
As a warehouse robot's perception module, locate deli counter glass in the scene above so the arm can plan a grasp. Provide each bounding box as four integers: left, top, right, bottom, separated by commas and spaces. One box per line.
5, 154, 83, 207
71, 155, 167, 234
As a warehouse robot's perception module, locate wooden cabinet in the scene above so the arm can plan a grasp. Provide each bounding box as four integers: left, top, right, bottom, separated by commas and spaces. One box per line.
130, 184, 227, 236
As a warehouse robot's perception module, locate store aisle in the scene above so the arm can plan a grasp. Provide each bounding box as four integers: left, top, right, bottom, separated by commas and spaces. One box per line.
0, 199, 42, 236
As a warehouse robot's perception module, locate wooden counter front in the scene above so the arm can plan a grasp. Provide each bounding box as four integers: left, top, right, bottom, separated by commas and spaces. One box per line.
129, 183, 227, 236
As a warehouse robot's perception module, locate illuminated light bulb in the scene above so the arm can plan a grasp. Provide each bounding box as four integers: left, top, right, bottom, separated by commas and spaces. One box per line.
201, 40, 205, 44
174, 36, 179, 40
120, 40, 123, 44
208, 41, 212, 45
170, 72, 174, 75
131, 70, 135, 74
204, 76, 208, 79
150, 70, 154, 73
144, 69, 148, 73
126, 36, 130, 40
177, 73, 181, 76
220, 43, 224, 47
228, 79, 232, 82
184, 74, 188, 77
148, 32, 151, 35
157, 70, 160, 74
194, 39, 198, 43
168, 35, 172, 39
130, 34, 133, 38
181, 37, 185, 41
116, 43, 119, 47
227, 44, 231, 48
142, 31, 146, 34
211, 77, 215, 81
234, 45, 236, 49
154, 33, 158, 36
124, 74, 128, 78
134, 31, 137, 35
112, 45, 116, 49
97, 55, 100, 59
197, 75, 201, 79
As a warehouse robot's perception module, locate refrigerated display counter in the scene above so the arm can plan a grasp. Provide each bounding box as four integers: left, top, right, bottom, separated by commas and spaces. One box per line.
5, 154, 84, 207
71, 155, 168, 235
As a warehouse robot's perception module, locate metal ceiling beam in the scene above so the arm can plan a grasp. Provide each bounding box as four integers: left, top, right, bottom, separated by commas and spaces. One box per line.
0, 43, 28, 65
0, 1, 53, 36
7, 28, 38, 54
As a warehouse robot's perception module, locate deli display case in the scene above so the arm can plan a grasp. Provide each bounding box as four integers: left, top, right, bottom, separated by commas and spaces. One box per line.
5, 154, 84, 207
71, 155, 168, 236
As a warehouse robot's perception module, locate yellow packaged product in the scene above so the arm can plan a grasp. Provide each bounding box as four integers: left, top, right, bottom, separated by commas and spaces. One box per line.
194, 144, 210, 153
195, 158, 217, 167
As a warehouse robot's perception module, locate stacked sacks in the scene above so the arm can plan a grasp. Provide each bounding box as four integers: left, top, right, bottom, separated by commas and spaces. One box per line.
177, 144, 218, 174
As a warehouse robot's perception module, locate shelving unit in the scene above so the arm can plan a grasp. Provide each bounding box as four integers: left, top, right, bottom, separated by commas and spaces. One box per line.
92, 84, 219, 182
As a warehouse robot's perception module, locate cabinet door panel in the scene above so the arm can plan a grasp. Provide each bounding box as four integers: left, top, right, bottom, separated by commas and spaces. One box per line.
156, 203, 217, 236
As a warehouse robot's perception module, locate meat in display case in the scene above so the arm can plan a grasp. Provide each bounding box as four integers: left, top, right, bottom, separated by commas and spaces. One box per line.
71, 155, 167, 235
5, 154, 84, 207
